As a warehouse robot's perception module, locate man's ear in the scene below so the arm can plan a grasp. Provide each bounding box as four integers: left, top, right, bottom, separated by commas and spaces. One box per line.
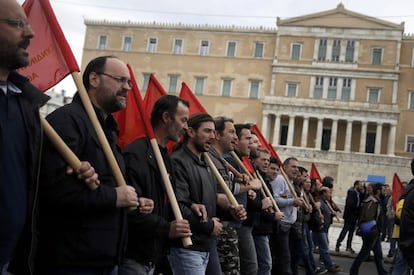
187, 127, 195, 138
89, 72, 100, 89
162, 111, 170, 124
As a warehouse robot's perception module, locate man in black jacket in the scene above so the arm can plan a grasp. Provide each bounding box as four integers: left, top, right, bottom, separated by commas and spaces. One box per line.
37, 56, 151, 275
336, 180, 364, 253
0, 1, 98, 274
169, 113, 223, 275
120, 95, 192, 275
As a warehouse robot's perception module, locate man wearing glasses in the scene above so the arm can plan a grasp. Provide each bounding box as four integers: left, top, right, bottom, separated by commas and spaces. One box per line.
0, 1, 98, 274
36, 56, 153, 275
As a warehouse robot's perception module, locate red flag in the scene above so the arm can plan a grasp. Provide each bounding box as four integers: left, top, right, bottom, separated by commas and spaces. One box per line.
143, 74, 167, 120
310, 163, 322, 183
250, 124, 283, 165
179, 82, 207, 115
113, 65, 154, 148
392, 173, 404, 210
20, 0, 79, 92
242, 156, 255, 174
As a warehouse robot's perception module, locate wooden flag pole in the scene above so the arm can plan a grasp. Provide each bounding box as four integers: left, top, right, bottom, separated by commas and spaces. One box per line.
204, 153, 239, 207
150, 140, 192, 247
229, 151, 267, 198
40, 116, 98, 190
255, 170, 281, 212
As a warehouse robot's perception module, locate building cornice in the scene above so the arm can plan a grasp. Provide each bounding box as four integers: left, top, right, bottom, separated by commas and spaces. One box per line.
84, 19, 277, 34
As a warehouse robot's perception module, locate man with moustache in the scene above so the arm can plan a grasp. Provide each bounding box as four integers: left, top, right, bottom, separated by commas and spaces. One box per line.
120, 95, 192, 275
37, 56, 150, 275
168, 113, 223, 275
224, 124, 262, 275
0, 1, 97, 274
208, 116, 248, 274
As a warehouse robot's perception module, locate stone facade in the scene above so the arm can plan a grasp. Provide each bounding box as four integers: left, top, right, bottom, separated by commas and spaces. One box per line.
81, 4, 414, 194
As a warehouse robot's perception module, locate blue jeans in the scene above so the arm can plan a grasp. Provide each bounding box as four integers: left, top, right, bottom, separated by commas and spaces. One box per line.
253, 235, 272, 275
312, 231, 335, 269
206, 238, 222, 275
303, 223, 317, 274
336, 220, 357, 249
41, 266, 118, 275
237, 226, 258, 275
391, 248, 409, 275
350, 233, 387, 275
119, 258, 154, 275
168, 247, 209, 275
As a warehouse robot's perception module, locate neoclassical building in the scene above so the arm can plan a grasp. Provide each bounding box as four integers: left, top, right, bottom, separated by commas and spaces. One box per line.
81, 4, 414, 195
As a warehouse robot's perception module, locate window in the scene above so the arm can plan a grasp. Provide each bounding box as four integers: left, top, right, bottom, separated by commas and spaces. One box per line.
327, 77, 337, 99
148, 37, 157, 53
291, 43, 301, 60
194, 77, 205, 95
286, 83, 297, 97
372, 48, 382, 65
249, 80, 261, 98
318, 39, 327, 61
200, 40, 209, 56
142, 73, 150, 91
314, 77, 323, 98
342, 78, 351, 100
407, 136, 414, 153
254, 42, 264, 58
409, 91, 414, 110
122, 36, 132, 51
411, 48, 414, 67
321, 128, 331, 151
98, 35, 107, 50
368, 88, 380, 103
174, 39, 183, 54
168, 75, 179, 93
227, 41, 236, 57
221, 79, 232, 97
332, 40, 341, 62
345, 40, 355, 62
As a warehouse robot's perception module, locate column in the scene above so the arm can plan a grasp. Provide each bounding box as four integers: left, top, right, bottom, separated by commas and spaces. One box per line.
359, 121, 367, 153
287, 115, 295, 146
374, 123, 383, 154
329, 119, 338, 151
315, 118, 323, 149
261, 113, 269, 140
273, 115, 281, 145
344, 120, 353, 152
301, 116, 309, 147
387, 124, 397, 155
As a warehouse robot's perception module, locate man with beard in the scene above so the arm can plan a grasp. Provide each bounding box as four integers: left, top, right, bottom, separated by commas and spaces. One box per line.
224, 124, 262, 275
0, 1, 97, 274
37, 56, 152, 275
168, 113, 223, 274
120, 95, 192, 275
207, 116, 248, 275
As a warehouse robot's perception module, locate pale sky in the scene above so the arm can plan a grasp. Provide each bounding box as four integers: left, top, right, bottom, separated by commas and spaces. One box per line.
21, 0, 414, 94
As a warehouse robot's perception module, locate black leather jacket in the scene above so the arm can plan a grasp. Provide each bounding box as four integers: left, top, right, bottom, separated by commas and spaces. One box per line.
171, 144, 217, 252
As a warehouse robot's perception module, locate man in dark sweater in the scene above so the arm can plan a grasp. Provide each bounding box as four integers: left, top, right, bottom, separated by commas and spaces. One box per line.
37, 56, 151, 275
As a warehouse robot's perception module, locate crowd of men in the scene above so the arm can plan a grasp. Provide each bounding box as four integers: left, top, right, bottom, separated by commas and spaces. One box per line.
4, 0, 414, 275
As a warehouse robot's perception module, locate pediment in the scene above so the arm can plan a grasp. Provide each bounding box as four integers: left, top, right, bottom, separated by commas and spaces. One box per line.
277, 3, 404, 31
